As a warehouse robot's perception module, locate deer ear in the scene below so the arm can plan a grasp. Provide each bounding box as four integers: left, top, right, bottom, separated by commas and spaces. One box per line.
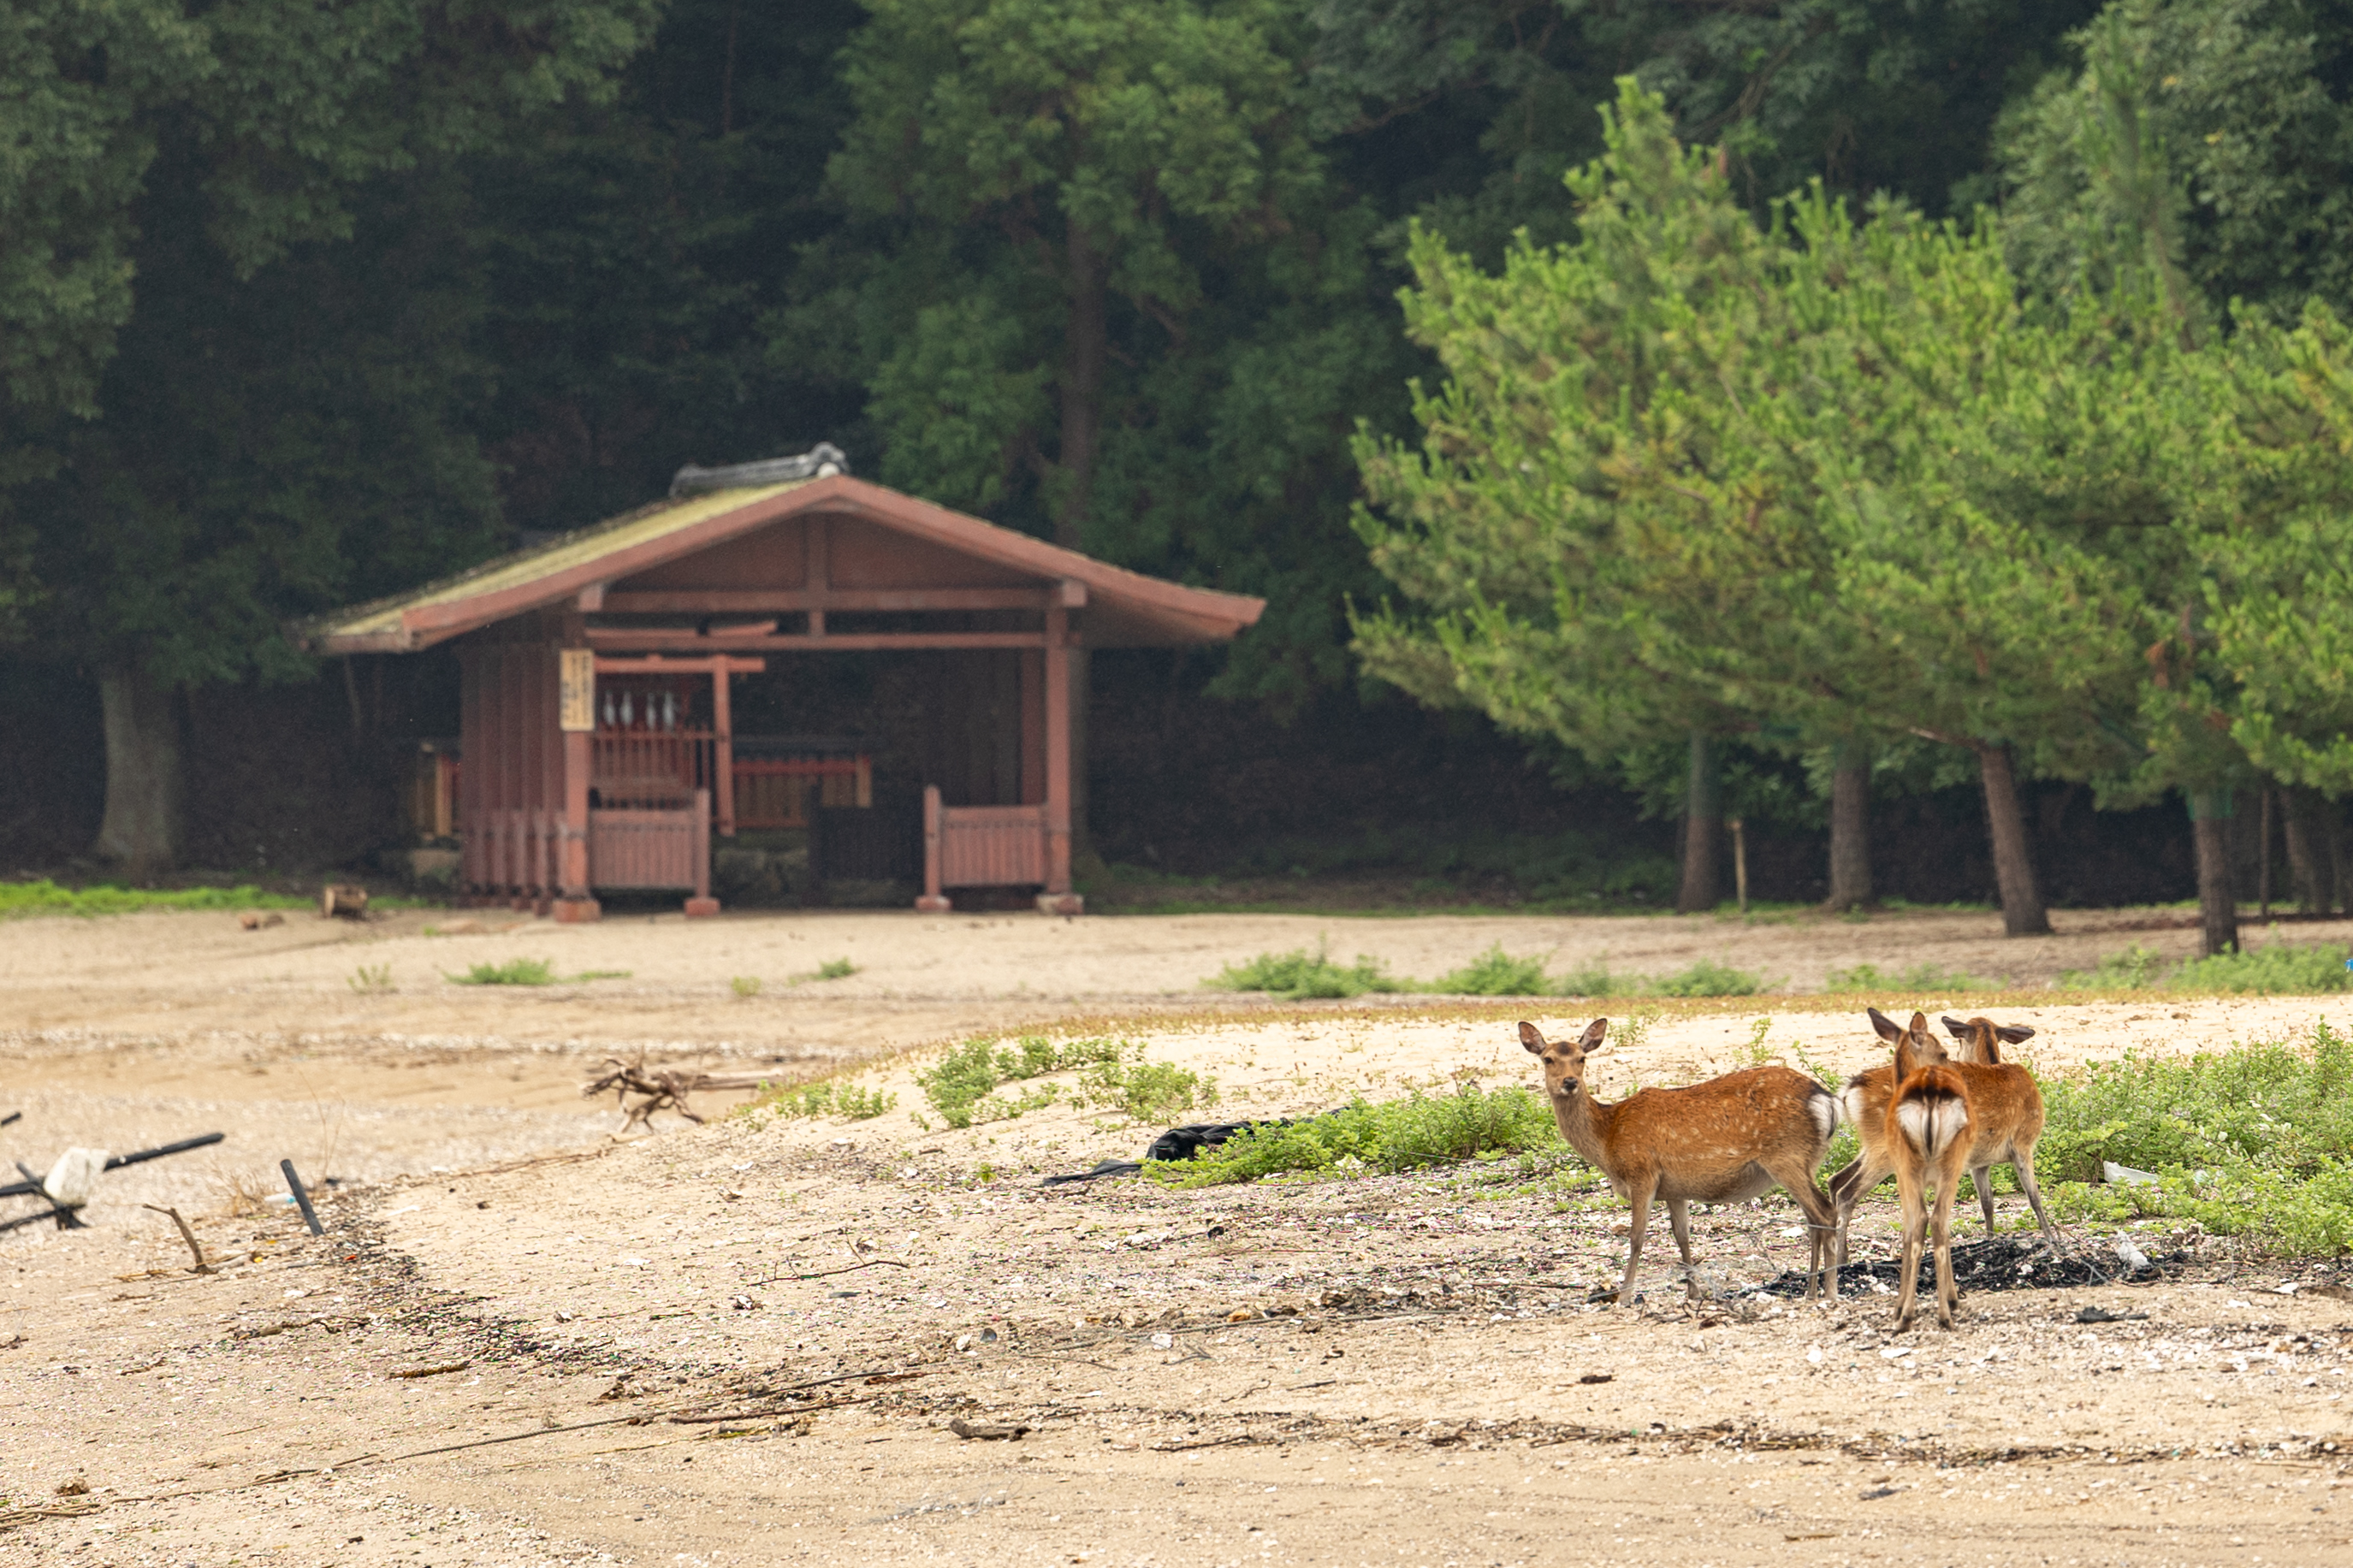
1579, 1017, 1609, 1053
1906, 1011, 1930, 1039
1868, 1007, 1904, 1043
1519, 1021, 1547, 1055
1999, 1024, 2035, 1044
1941, 1015, 1971, 1038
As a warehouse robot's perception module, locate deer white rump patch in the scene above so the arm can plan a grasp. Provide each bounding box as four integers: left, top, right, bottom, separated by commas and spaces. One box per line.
1895, 1095, 1968, 1157
1809, 1089, 1839, 1144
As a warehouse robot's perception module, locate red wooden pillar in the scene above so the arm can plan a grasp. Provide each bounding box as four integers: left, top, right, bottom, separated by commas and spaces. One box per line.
554, 642, 600, 921
1018, 648, 1046, 805
1039, 598, 1082, 914
712, 662, 735, 837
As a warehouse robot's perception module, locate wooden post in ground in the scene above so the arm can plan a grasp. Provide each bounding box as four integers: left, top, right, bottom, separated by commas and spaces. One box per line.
916, 784, 951, 912
684, 789, 720, 917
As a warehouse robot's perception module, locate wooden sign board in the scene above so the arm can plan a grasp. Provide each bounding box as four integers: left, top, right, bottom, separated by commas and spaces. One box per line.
559, 648, 596, 732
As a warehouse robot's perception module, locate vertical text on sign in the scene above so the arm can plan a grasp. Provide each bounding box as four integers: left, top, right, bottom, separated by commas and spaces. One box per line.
559, 648, 596, 733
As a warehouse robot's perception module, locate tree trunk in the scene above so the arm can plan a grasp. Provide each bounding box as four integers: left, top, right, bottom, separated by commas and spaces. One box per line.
1975, 743, 2050, 937
1676, 731, 1721, 914
2190, 790, 2240, 956
1056, 216, 1110, 861
92, 666, 186, 877
1824, 737, 1872, 912
2283, 786, 2334, 914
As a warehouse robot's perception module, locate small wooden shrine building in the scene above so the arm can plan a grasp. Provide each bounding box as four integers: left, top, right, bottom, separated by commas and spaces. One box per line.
303, 455, 1263, 918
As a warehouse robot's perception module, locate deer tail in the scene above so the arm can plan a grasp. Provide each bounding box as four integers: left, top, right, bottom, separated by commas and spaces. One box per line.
1894, 1078, 1969, 1160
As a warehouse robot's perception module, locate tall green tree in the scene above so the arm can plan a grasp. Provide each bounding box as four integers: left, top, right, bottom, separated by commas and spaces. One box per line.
0, 0, 659, 873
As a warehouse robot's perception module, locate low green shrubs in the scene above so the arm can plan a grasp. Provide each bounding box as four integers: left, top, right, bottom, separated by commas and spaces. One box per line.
1208, 944, 1403, 999
1152, 1082, 1561, 1187
2060, 937, 2349, 994
914, 1035, 1215, 1128
2033, 1023, 2353, 1254
1431, 944, 1551, 996
1824, 961, 1982, 993
1206, 946, 1763, 998
448, 957, 558, 985
0, 879, 311, 919
750, 1079, 898, 1121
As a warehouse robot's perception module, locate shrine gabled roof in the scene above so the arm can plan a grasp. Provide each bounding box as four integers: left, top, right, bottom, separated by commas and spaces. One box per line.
298, 474, 1265, 654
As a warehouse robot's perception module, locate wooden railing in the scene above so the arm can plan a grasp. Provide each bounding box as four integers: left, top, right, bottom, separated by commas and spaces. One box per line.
920, 784, 1046, 907
590, 789, 711, 896
591, 728, 716, 807
733, 754, 871, 829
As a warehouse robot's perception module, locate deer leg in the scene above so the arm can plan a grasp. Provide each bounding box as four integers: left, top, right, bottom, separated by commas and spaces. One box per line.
1767, 1162, 1839, 1302
1973, 1165, 1998, 1237
2011, 1145, 2064, 1255
1892, 1163, 1925, 1334
1831, 1151, 1888, 1271
1618, 1182, 1656, 1307
1932, 1151, 1965, 1328
1667, 1198, 1699, 1299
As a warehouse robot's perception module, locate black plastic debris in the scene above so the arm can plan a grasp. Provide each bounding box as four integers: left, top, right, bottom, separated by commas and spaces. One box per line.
1748, 1234, 2185, 1299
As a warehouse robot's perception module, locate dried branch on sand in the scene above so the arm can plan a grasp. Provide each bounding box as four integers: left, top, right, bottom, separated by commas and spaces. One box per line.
583, 1056, 770, 1131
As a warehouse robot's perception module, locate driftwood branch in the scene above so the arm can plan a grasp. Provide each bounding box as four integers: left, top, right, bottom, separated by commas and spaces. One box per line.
583, 1056, 773, 1132
140, 1204, 211, 1272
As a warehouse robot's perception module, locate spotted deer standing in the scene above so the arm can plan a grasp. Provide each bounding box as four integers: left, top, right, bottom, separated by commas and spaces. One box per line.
1519, 1020, 1841, 1305
1882, 1011, 2061, 1331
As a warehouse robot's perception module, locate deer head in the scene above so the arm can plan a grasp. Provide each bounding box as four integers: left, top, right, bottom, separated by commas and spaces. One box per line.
1520, 1018, 1609, 1103
1941, 1015, 2034, 1063
1869, 1006, 1947, 1078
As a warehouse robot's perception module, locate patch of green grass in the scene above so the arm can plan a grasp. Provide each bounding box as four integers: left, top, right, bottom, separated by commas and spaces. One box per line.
915, 1035, 1134, 1129
1081, 1057, 1217, 1122
1646, 958, 1766, 997
1553, 961, 1637, 997
2031, 1022, 2353, 1256
1823, 961, 1981, 994
1431, 944, 1552, 996
2172, 940, 2350, 994
746, 1079, 898, 1121
447, 957, 558, 986
0, 879, 312, 919
1152, 1082, 1561, 1188
1206, 943, 1403, 999
790, 957, 859, 985
444, 958, 628, 985
347, 962, 394, 995
2058, 937, 2350, 995
730, 975, 762, 999
2056, 944, 2170, 991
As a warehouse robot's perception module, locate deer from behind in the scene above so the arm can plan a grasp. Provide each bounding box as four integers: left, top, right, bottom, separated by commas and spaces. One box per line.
1883, 1013, 2060, 1330
1828, 1007, 2024, 1265
1520, 1019, 1840, 1305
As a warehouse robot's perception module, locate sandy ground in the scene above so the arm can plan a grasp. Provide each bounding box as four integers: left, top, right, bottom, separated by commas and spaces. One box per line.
3, 902, 2350, 1565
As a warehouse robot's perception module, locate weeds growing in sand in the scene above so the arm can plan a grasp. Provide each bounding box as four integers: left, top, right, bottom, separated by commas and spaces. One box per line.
2057, 937, 2350, 994
347, 962, 394, 994
731, 975, 762, 999
1823, 961, 1982, 994
1208, 943, 1403, 999
1153, 1082, 1559, 1187
915, 1035, 1211, 1128
445, 958, 629, 985
750, 1079, 898, 1121
789, 957, 859, 985
449, 956, 558, 985
1431, 944, 1551, 996
1646, 958, 1766, 997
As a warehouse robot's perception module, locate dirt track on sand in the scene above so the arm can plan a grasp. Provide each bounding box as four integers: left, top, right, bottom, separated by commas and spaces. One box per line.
3, 903, 2350, 1565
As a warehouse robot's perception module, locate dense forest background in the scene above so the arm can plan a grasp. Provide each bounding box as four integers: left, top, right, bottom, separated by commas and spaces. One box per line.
4, 0, 2344, 908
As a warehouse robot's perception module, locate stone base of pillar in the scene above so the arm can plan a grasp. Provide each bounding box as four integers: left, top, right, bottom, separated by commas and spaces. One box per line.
1035, 891, 1085, 917
551, 897, 602, 923
914, 894, 952, 913
683, 896, 721, 919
